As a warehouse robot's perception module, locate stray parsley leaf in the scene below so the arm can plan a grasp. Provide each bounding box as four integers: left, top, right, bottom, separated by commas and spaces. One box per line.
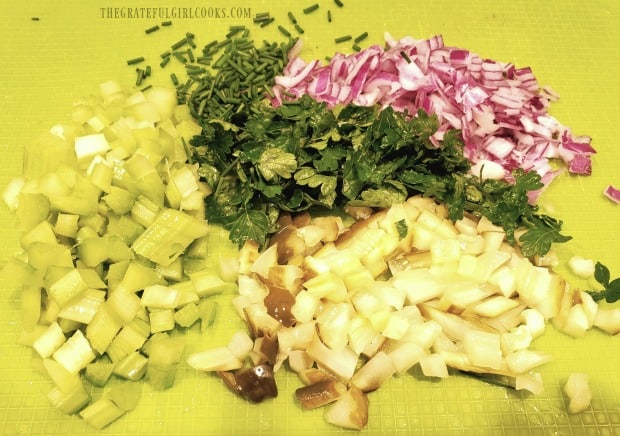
587, 262, 620, 303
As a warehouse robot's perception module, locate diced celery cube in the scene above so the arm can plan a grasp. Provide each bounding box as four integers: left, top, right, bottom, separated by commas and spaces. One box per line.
174, 302, 200, 328
32, 322, 66, 358
86, 303, 123, 354
48, 382, 90, 415
15, 192, 50, 232
58, 289, 106, 324
189, 271, 233, 298
112, 351, 148, 381
148, 309, 175, 333
102, 187, 136, 215
107, 381, 141, 411
106, 214, 144, 244
84, 358, 115, 387
79, 398, 125, 430
115, 261, 164, 293
20, 220, 57, 248
141, 285, 179, 309
52, 329, 96, 374
48, 268, 89, 308
131, 208, 208, 266
54, 213, 80, 238
107, 289, 142, 323
42, 358, 82, 392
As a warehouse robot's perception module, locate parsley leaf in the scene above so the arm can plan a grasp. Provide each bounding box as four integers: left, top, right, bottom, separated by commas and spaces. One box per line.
587, 262, 620, 303
228, 208, 270, 247
257, 148, 297, 181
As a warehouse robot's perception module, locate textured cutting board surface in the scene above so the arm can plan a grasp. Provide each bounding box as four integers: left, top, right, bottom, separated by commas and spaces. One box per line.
0, 1, 619, 435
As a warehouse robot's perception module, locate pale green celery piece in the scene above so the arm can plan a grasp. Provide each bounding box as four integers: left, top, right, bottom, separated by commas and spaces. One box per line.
48, 268, 89, 308
42, 358, 82, 392
182, 257, 210, 275
54, 213, 80, 238
106, 318, 150, 362
140, 332, 169, 357
86, 303, 124, 354
155, 256, 184, 282
58, 289, 106, 324
57, 317, 81, 333
105, 260, 130, 291
174, 302, 201, 328
48, 382, 90, 415
47, 170, 101, 216
21, 285, 42, 332
79, 212, 107, 234
106, 289, 142, 323
76, 237, 109, 267
125, 154, 165, 206
145, 336, 185, 390
131, 208, 208, 266
88, 159, 113, 192
185, 235, 210, 259
79, 398, 125, 430
52, 329, 96, 374
189, 270, 235, 298
112, 351, 148, 381
115, 260, 165, 293
198, 298, 218, 333
78, 268, 107, 289
75, 225, 99, 243
20, 220, 57, 248
23, 132, 77, 179
148, 309, 175, 333
32, 322, 66, 358
106, 235, 135, 263
175, 288, 199, 307
106, 213, 144, 245
84, 358, 115, 387
26, 242, 74, 271
107, 381, 142, 411
102, 186, 136, 215
130, 194, 160, 228
0, 256, 40, 289
15, 192, 50, 232
141, 285, 180, 310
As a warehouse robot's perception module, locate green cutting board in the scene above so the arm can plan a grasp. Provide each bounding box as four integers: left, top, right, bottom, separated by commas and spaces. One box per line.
1, 1, 618, 434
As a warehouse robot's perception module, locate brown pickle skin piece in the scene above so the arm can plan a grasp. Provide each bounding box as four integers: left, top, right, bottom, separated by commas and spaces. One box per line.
218, 364, 278, 403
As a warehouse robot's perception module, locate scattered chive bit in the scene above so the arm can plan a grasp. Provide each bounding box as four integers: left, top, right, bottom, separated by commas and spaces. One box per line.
160, 50, 171, 59
135, 69, 145, 86
334, 0, 344, 6
31, 17, 40, 21
170, 73, 179, 86
160, 56, 171, 68
400, 50, 412, 63
334, 34, 352, 43
171, 37, 187, 50
161, 20, 172, 26
187, 49, 195, 63
294, 23, 305, 34
145, 65, 152, 77
145, 25, 160, 34
287, 11, 297, 24
260, 17, 275, 27
303, 3, 319, 14
278, 25, 291, 38
126, 56, 145, 66
186, 31, 195, 39
354, 31, 368, 44
327, 10, 332, 22
141, 85, 153, 92
352, 44, 361, 52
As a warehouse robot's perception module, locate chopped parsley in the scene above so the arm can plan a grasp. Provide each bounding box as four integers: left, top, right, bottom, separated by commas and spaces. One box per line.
189, 94, 570, 255
587, 262, 620, 303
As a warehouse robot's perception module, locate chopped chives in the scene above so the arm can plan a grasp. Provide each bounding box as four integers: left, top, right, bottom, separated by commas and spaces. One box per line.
141, 85, 152, 92
145, 65, 151, 76
126, 57, 145, 66
161, 21, 172, 26
287, 12, 297, 24
294, 24, 305, 34
186, 32, 195, 39
327, 10, 332, 22
170, 73, 179, 86
229, 25, 245, 31
173, 52, 187, 63
31, 17, 40, 21
159, 56, 171, 68
145, 25, 160, 34
334, 35, 352, 43
352, 44, 361, 52
277, 25, 291, 38
354, 32, 368, 44
160, 51, 171, 59
255, 11, 270, 19
400, 50, 412, 63
334, 0, 344, 6
303, 3, 319, 13
171, 38, 187, 50
135, 69, 145, 86
187, 49, 195, 63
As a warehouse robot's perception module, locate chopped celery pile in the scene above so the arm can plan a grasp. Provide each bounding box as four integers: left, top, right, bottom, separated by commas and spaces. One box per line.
1, 81, 240, 429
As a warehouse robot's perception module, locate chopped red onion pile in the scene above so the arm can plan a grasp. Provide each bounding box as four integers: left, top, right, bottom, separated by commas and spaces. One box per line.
271, 34, 597, 200
604, 185, 620, 204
